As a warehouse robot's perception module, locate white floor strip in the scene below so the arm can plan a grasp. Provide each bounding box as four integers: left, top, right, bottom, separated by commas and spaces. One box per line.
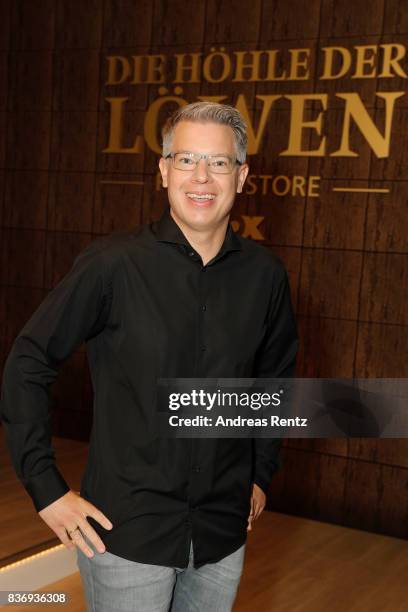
0, 545, 78, 591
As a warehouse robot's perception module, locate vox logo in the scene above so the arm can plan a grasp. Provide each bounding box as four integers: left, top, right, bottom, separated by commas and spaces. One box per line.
230, 216, 265, 240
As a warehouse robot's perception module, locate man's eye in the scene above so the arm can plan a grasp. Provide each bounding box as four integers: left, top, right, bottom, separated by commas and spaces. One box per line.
212, 159, 228, 166
179, 157, 195, 165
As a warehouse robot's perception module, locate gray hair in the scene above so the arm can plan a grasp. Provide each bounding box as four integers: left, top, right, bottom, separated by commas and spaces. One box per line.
161, 101, 247, 163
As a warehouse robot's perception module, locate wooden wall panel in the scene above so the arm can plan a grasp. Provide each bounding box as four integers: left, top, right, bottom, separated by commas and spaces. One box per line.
94, 177, 144, 233
384, 1, 408, 34
260, 0, 321, 41
0, 114, 6, 167
3, 170, 48, 229
348, 438, 408, 468
365, 182, 408, 252
296, 317, 357, 377
47, 172, 95, 233
9, 51, 53, 111
298, 250, 362, 320
54, 1, 103, 50
303, 182, 367, 250
320, 0, 385, 37
205, 0, 262, 43
10, 0, 55, 51
0, 0, 407, 541
0, 53, 9, 110
259, 200, 305, 246
153, 1, 206, 45
359, 253, 407, 325
355, 322, 408, 377
1, 228, 45, 287
50, 111, 98, 172
103, 0, 154, 47
53, 51, 100, 112
7, 111, 51, 170
43, 231, 93, 290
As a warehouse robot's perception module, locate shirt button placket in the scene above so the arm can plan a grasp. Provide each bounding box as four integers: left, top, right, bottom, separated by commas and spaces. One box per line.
199, 266, 207, 363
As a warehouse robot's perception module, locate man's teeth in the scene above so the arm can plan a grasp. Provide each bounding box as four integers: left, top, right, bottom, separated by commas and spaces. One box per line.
186, 193, 215, 200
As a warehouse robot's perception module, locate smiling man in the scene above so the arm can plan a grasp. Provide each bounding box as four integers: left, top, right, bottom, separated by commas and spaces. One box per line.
1, 102, 298, 611
158, 117, 248, 266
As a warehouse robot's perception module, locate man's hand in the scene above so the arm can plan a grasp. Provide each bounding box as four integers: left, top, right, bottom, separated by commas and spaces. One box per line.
38, 490, 113, 558
247, 483, 266, 531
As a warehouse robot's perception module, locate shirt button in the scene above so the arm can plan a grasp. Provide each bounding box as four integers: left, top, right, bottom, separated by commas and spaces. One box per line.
189, 251, 195, 257
192, 465, 202, 472
202, 305, 206, 311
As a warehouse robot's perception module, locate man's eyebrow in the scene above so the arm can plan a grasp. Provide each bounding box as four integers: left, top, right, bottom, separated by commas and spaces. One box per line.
174, 150, 232, 156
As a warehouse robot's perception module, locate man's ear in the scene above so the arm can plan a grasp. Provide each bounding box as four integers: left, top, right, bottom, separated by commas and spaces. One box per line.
236, 163, 249, 194
159, 157, 168, 188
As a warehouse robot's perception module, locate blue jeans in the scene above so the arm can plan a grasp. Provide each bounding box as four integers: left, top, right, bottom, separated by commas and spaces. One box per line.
76, 538, 245, 611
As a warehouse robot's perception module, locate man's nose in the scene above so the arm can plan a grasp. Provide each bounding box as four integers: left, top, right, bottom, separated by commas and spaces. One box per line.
191, 158, 211, 182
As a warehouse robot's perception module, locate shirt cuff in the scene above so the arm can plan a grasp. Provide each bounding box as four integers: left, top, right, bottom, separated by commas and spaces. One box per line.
25, 465, 70, 512
253, 456, 282, 495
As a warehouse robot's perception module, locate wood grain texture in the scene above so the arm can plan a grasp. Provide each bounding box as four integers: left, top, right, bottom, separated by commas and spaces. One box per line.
303, 180, 367, 250
103, 0, 154, 48
320, 0, 385, 37
260, 0, 321, 41
365, 181, 408, 253
3, 170, 48, 229
355, 322, 408, 377
0, 0, 407, 546
296, 316, 357, 377
298, 249, 362, 319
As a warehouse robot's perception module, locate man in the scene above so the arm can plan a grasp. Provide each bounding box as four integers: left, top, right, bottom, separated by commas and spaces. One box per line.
0, 102, 298, 611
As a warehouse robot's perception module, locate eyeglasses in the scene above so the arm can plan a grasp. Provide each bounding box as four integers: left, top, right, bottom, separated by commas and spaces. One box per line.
165, 151, 242, 174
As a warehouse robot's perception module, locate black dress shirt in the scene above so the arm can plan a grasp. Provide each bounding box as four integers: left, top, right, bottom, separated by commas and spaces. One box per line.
0, 208, 298, 569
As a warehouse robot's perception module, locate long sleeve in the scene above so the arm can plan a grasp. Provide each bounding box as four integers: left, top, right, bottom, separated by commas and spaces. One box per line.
0, 241, 112, 512
252, 266, 299, 494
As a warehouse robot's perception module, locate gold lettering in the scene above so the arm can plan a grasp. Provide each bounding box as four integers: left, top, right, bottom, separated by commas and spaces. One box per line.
235, 94, 281, 155
308, 176, 321, 197
331, 92, 405, 158
103, 97, 143, 154
106, 56, 130, 85
174, 53, 202, 83
203, 49, 231, 83
146, 55, 166, 84
233, 51, 263, 82
245, 175, 257, 195
281, 94, 327, 156
272, 176, 291, 196
264, 50, 287, 81
352, 45, 377, 78
289, 49, 310, 80
241, 215, 265, 240
320, 47, 352, 79
130, 56, 144, 84
379, 44, 408, 78
292, 175, 306, 196
259, 175, 271, 195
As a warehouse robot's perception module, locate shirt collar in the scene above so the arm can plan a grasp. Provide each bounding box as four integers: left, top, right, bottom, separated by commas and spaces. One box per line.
153, 207, 242, 255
